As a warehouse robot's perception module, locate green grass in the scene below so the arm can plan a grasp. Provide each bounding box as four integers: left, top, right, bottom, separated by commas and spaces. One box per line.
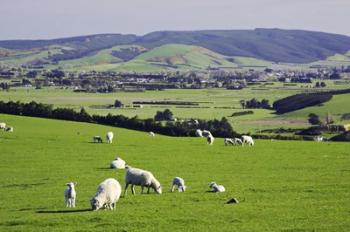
0, 114, 349, 231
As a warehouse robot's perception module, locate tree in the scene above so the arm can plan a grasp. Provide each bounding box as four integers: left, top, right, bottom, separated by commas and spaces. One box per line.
315, 82, 320, 88
308, 113, 321, 125
26, 70, 38, 78
239, 100, 246, 109
320, 82, 326, 88
154, 109, 174, 121
114, 100, 123, 108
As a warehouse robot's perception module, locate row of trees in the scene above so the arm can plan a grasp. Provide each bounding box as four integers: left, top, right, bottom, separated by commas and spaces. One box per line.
0, 101, 237, 138
240, 98, 271, 109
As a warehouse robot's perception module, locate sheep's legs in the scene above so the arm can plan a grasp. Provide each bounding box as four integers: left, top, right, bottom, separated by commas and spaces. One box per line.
124, 183, 129, 196
147, 187, 150, 194
171, 185, 175, 192
131, 185, 135, 195
141, 186, 144, 194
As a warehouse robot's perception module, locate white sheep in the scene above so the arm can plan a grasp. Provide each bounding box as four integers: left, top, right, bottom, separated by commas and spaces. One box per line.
234, 138, 243, 145
64, 182, 77, 208
149, 131, 155, 137
209, 182, 226, 193
195, 129, 203, 137
106, 131, 114, 144
207, 135, 215, 145
5, 127, 13, 132
110, 157, 126, 169
171, 177, 186, 192
91, 178, 122, 211
0, 122, 6, 130
242, 135, 254, 146
124, 166, 162, 195
224, 138, 235, 146
202, 130, 212, 138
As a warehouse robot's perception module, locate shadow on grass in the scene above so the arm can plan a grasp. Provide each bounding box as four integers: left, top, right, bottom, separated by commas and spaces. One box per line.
36, 208, 92, 214
95, 167, 112, 171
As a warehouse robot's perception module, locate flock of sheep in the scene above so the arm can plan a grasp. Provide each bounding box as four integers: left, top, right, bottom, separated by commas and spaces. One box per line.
64, 129, 253, 211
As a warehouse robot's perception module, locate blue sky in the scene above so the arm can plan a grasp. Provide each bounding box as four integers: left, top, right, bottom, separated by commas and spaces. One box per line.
0, 0, 349, 40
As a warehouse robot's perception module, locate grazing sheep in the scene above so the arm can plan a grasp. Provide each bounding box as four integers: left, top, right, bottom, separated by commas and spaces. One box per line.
224, 138, 235, 146
106, 131, 114, 144
93, 136, 103, 143
5, 127, 13, 132
0, 122, 6, 130
124, 166, 162, 195
171, 177, 186, 192
207, 135, 215, 145
202, 130, 212, 138
91, 178, 122, 211
110, 157, 126, 169
64, 182, 77, 208
195, 129, 203, 137
242, 135, 254, 146
234, 138, 243, 146
209, 182, 226, 193
149, 131, 155, 137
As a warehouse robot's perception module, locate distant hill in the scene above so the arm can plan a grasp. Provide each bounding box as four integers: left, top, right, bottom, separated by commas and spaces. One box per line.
1, 29, 350, 70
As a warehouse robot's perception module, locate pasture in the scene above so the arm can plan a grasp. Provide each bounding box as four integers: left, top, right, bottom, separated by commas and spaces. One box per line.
1, 81, 350, 133
0, 114, 349, 231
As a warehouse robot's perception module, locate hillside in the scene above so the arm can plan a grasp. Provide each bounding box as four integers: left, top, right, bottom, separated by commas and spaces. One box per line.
1, 29, 350, 67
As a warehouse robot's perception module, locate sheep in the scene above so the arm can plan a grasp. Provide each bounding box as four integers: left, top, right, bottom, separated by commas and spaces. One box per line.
195, 129, 203, 137
224, 138, 235, 146
242, 135, 254, 146
64, 182, 77, 208
209, 182, 226, 193
5, 127, 13, 132
314, 136, 323, 142
234, 138, 243, 145
149, 131, 155, 137
171, 177, 186, 192
0, 122, 6, 130
207, 135, 215, 145
124, 166, 162, 195
202, 130, 212, 138
90, 178, 122, 211
110, 157, 126, 169
106, 131, 114, 144
93, 136, 102, 143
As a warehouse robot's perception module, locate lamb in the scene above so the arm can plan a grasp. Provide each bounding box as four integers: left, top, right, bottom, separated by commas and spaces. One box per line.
195, 129, 203, 137
242, 135, 254, 146
64, 182, 77, 208
207, 135, 215, 145
106, 131, 114, 144
5, 127, 13, 132
110, 157, 126, 169
209, 182, 226, 193
91, 178, 122, 211
124, 166, 162, 195
171, 177, 186, 192
149, 131, 155, 137
93, 136, 102, 143
224, 138, 235, 146
0, 122, 6, 130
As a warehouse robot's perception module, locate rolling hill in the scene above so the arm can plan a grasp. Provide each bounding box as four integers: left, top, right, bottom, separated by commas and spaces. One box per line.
1, 28, 350, 70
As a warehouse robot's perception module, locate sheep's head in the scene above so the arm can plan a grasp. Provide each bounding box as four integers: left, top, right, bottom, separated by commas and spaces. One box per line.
66, 182, 76, 189
90, 198, 102, 211
209, 182, 216, 188
155, 185, 162, 194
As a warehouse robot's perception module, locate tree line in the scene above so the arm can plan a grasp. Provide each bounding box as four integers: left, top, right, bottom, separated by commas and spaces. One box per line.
0, 101, 237, 138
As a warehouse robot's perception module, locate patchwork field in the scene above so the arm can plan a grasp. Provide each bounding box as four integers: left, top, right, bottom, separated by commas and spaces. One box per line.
1, 82, 350, 133
0, 114, 349, 231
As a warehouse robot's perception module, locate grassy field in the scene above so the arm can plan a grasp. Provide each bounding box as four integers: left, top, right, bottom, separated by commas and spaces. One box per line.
0, 114, 349, 231
1, 82, 350, 133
